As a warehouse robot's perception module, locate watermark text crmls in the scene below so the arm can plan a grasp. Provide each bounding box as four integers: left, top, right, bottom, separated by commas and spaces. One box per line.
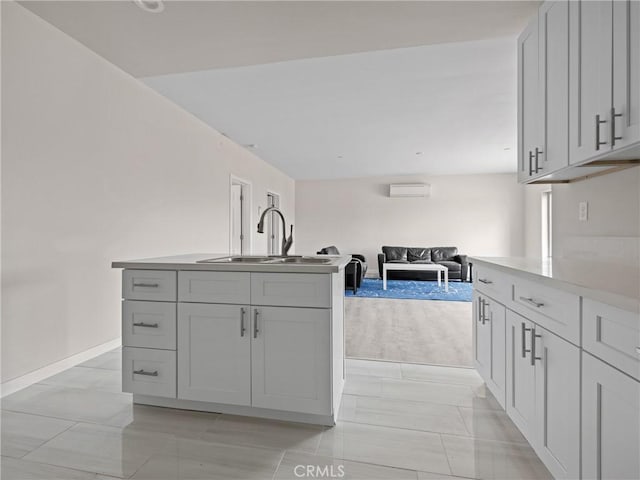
293, 464, 346, 478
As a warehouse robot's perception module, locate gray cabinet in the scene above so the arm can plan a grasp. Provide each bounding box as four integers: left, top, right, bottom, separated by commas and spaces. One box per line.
251, 306, 331, 415
582, 352, 640, 480
177, 303, 251, 406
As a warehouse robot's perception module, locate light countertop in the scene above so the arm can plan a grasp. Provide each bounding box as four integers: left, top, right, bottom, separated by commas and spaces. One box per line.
112, 253, 352, 274
469, 256, 640, 313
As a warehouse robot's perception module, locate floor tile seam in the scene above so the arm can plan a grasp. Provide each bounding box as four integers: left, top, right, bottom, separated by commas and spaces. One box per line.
0, 408, 81, 426
439, 431, 533, 447
15, 452, 116, 479
271, 450, 287, 480
437, 432, 457, 478
343, 390, 499, 410
455, 405, 473, 437
330, 418, 478, 440
75, 365, 120, 371
25, 418, 79, 456
33, 380, 122, 396
342, 392, 472, 411
348, 373, 480, 390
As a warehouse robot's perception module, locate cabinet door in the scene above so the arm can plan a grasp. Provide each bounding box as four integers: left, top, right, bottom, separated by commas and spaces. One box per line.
582, 352, 640, 480
569, 0, 613, 164
612, 0, 640, 151
506, 310, 536, 444
539, 0, 570, 174
487, 301, 506, 409
251, 306, 331, 415
473, 292, 491, 382
518, 16, 542, 182
533, 325, 580, 479
177, 303, 251, 405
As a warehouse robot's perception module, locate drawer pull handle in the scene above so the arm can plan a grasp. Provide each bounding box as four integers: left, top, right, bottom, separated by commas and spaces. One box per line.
133, 283, 159, 288
519, 296, 544, 308
478, 278, 493, 285
133, 369, 158, 377
132, 322, 159, 328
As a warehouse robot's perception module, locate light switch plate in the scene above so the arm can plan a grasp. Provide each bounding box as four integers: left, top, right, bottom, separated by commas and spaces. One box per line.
578, 201, 588, 221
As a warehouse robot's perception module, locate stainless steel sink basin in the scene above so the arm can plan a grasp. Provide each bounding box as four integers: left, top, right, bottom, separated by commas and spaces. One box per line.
277, 257, 332, 264
197, 256, 273, 263
196, 256, 332, 265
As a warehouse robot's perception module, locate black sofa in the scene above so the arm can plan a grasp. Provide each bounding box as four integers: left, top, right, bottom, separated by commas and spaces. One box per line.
317, 246, 367, 293
377, 246, 469, 282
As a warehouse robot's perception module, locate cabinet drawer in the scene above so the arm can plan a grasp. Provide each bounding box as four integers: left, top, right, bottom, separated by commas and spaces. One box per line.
251, 273, 330, 308
123, 270, 176, 302
122, 347, 176, 398
583, 298, 640, 380
122, 301, 176, 350
512, 277, 580, 344
178, 271, 250, 304
473, 264, 513, 304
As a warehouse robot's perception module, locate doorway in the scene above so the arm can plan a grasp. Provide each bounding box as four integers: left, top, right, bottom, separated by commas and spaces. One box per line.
266, 192, 281, 256
230, 176, 251, 255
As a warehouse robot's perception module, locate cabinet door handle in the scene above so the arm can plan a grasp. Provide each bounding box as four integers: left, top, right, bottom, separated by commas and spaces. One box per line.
132, 322, 159, 328
253, 309, 259, 338
528, 151, 534, 175
478, 278, 493, 285
611, 107, 623, 146
133, 369, 158, 377
519, 296, 544, 308
521, 322, 532, 359
595, 114, 607, 150
477, 298, 483, 323
240, 308, 246, 337
534, 147, 543, 173
530, 327, 542, 366
133, 282, 159, 288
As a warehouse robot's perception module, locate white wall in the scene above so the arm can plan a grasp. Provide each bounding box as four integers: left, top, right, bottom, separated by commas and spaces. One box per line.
1, 2, 294, 383
552, 166, 640, 263
295, 173, 525, 276
523, 184, 549, 258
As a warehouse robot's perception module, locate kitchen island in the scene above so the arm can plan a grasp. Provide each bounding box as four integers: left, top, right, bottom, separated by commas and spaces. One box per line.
112, 253, 351, 426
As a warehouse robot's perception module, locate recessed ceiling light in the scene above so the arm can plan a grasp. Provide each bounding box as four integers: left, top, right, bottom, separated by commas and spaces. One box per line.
503, 147, 511, 151
337, 155, 343, 159
415, 152, 423, 155
133, 0, 165, 13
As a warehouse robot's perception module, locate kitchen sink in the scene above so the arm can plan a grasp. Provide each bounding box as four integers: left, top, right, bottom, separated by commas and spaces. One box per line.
277, 257, 332, 264
197, 256, 273, 263
196, 256, 332, 265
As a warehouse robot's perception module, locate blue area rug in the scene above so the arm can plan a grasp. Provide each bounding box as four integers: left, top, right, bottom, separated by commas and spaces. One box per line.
345, 278, 472, 302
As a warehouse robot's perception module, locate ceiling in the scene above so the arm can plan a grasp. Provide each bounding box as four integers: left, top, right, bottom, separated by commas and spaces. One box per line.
19, 0, 540, 179
145, 37, 517, 179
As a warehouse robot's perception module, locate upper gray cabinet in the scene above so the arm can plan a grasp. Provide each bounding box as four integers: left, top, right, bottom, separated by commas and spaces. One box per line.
518, 0, 640, 184
518, 0, 570, 183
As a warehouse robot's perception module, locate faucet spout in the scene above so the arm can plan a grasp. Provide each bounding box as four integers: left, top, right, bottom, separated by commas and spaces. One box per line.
257, 206, 292, 256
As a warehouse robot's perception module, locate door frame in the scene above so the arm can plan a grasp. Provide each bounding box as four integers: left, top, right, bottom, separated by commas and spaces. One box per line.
229, 175, 252, 255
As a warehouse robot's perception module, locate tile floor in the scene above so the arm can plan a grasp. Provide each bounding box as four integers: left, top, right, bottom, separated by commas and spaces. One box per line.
0, 351, 552, 479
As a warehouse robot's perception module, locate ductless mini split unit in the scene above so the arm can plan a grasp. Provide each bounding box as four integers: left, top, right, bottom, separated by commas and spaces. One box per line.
388, 183, 431, 198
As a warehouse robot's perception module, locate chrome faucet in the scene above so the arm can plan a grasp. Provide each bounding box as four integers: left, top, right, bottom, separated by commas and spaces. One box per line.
257, 206, 293, 256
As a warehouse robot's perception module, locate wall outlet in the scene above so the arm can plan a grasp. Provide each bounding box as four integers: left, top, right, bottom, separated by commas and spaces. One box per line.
578, 201, 588, 221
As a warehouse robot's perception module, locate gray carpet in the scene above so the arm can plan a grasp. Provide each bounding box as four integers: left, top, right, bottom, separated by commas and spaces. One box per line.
345, 297, 473, 367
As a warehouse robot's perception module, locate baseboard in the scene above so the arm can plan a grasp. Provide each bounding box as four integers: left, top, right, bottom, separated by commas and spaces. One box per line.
0, 337, 121, 398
